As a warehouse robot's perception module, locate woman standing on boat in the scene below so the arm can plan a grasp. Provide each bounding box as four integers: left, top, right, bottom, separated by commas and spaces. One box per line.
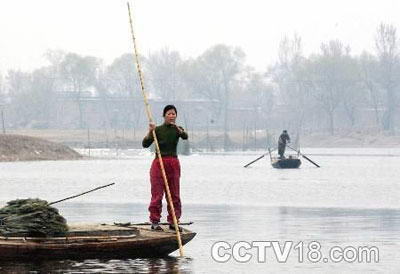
142, 105, 188, 231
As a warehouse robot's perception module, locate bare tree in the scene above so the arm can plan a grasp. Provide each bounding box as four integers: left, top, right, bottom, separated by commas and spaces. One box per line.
359, 52, 382, 127
193, 44, 245, 150
374, 23, 400, 133
6, 70, 32, 127
59, 53, 102, 128
146, 48, 184, 101
243, 71, 275, 148
30, 67, 58, 127
0, 72, 6, 132
0, 72, 4, 101
338, 55, 362, 128
103, 53, 143, 134
306, 40, 357, 135
269, 34, 309, 134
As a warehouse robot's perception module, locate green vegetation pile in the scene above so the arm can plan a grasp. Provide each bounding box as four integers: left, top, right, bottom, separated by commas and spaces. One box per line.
0, 198, 68, 237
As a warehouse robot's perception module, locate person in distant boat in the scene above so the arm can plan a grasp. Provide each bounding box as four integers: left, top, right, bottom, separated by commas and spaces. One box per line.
142, 105, 188, 232
278, 130, 291, 159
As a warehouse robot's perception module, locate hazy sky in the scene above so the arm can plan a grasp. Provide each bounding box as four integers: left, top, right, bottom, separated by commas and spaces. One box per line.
1, 0, 399, 73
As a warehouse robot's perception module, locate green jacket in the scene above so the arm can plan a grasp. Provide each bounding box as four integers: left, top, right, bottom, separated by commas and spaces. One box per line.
142, 123, 188, 157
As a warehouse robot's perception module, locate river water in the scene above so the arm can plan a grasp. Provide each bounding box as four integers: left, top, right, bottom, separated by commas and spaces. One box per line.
0, 148, 399, 273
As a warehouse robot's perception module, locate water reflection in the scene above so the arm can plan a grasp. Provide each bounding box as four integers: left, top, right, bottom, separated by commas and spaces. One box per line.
0, 203, 399, 272
0, 257, 193, 274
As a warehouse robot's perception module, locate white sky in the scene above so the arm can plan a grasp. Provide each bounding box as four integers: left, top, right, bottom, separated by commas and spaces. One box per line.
0, 0, 399, 73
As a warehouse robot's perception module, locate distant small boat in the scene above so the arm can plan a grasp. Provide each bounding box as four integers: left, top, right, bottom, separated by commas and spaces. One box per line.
268, 148, 301, 169
271, 156, 302, 169
0, 223, 196, 260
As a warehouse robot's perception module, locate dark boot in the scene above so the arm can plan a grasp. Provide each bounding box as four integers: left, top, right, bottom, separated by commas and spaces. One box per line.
169, 224, 182, 232
151, 223, 163, 231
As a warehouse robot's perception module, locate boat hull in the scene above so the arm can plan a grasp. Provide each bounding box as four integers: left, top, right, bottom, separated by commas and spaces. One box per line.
271, 158, 301, 169
0, 224, 196, 260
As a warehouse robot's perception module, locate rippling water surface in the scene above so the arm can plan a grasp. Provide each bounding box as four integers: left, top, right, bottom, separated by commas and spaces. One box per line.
0, 148, 399, 273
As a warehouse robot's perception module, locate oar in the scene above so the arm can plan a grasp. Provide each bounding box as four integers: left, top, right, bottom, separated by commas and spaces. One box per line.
287, 145, 320, 168
244, 147, 277, 168
244, 154, 265, 168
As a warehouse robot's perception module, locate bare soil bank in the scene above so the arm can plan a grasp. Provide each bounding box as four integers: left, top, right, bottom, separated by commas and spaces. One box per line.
0, 134, 82, 162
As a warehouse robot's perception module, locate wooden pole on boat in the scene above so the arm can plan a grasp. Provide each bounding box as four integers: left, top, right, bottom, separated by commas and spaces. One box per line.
127, 2, 184, 256
287, 145, 320, 167
49, 183, 115, 205
0, 183, 116, 224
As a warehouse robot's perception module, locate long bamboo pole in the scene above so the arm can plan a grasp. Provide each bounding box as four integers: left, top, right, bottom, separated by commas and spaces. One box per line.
126, 2, 184, 256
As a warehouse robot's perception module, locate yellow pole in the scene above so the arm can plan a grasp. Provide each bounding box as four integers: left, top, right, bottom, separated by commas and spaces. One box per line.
126, 2, 184, 256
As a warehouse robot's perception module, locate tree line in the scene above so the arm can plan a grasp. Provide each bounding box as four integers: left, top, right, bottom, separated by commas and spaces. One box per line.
0, 23, 399, 147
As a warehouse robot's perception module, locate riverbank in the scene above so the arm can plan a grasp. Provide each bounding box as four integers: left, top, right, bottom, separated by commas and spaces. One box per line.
3, 129, 400, 149
300, 131, 400, 148
0, 134, 82, 162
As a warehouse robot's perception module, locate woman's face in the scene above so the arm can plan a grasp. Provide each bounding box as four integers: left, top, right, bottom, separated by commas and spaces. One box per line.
164, 109, 177, 124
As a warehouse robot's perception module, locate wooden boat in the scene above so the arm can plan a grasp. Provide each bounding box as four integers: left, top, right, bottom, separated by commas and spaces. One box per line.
271, 156, 302, 169
0, 223, 196, 260
267, 148, 301, 169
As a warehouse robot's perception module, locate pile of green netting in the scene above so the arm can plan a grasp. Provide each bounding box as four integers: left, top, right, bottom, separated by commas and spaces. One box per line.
0, 198, 68, 237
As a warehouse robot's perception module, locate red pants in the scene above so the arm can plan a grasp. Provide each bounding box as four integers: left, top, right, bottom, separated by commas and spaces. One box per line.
148, 156, 181, 224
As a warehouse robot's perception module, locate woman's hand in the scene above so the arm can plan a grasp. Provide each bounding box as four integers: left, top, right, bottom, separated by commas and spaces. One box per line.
146, 123, 156, 138
170, 122, 184, 134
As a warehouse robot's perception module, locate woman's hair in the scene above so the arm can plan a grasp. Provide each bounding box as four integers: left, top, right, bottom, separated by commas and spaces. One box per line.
163, 105, 177, 116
